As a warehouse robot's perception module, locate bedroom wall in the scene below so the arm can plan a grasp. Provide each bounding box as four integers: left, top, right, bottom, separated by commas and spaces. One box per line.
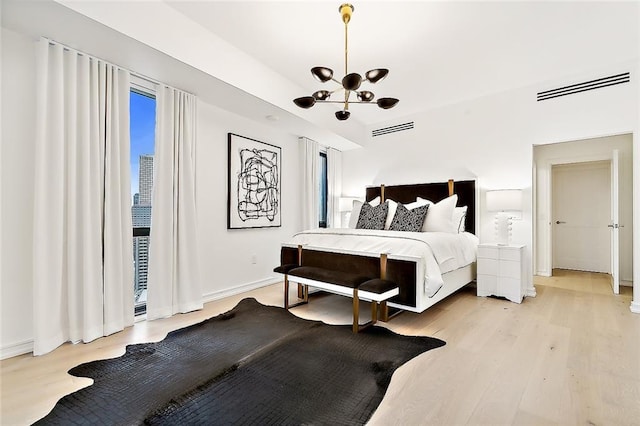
0, 27, 304, 358
1, 28, 37, 358
195, 101, 301, 301
342, 61, 638, 293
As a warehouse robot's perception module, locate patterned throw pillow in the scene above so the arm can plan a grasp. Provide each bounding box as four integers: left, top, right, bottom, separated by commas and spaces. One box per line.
355, 201, 389, 230
389, 203, 429, 232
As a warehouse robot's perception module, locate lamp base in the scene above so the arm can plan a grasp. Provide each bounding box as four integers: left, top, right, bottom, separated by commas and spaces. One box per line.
494, 212, 512, 245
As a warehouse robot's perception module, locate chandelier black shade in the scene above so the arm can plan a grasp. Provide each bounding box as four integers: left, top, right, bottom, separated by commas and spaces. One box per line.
312, 90, 331, 101
377, 98, 399, 109
293, 4, 398, 121
335, 110, 351, 121
293, 96, 316, 109
365, 68, 389, 83
311, 67, 334, 83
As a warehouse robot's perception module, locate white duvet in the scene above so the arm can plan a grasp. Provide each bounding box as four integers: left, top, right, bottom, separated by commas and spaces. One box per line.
287, 228, 479, 297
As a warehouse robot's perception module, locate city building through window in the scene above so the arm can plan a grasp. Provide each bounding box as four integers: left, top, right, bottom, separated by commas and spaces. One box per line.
130, 86, 156, 316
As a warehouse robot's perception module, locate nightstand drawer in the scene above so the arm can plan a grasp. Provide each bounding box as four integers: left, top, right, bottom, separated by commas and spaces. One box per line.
477, 258, 498, 275
499, 248, 522, 262
499, 260, 521, 279
477, 246, 499, 259
477, 274, 497, 294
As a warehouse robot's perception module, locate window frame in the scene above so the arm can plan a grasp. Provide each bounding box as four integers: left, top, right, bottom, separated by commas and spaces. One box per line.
319, 150, 328, 228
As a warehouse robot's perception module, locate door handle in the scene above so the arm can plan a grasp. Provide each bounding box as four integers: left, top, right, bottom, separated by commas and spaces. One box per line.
555, 221, 566, 224
608, 224, 620, 229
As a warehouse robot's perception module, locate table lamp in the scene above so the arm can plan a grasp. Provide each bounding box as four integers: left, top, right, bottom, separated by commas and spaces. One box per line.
486, 189, 522, 245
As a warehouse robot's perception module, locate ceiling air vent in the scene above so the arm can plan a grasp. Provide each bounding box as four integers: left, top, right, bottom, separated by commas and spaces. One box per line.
537, 72, 630, 101
372, 121, 414, 137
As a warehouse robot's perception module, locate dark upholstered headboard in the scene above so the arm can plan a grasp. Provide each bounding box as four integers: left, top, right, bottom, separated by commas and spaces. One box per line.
365, 180, 476, 235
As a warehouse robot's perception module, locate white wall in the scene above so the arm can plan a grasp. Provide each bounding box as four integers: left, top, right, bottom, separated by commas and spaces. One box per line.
1, 28, 36, 357
0, 27, 303, 357
195, 101, 301, 301
534, 135, 633, 281
343, 62, 638, 294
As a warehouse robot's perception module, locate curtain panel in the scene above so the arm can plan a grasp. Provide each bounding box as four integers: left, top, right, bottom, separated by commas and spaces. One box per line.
327, 148, 343, 228
300, 137, 319, 230
33, 39, 133, 356
146, 86, 202, 320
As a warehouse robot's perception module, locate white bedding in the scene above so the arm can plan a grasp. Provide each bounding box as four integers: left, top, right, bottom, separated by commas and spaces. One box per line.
287, 228, 479, 297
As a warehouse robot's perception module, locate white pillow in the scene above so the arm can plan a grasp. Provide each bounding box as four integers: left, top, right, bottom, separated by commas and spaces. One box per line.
348, 197, 380, 228
452, 206, 468, 233
419, 194, 458, 233
405, 198, 429, 210
384, 200, 398, 230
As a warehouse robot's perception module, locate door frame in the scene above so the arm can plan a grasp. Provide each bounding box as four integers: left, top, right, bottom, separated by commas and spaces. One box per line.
536, 152, 616, 278
533, 132, 638, 314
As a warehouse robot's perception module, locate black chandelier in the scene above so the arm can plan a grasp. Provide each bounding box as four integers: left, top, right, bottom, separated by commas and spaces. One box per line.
293, 3, 399, 121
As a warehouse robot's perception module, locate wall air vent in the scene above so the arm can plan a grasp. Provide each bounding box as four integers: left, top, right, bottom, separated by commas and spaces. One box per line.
537, 72, 630, 102
372, 121, 414, 137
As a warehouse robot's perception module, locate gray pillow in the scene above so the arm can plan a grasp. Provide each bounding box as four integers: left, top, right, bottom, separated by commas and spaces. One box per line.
355, 201, 389, 230
389, 203, 429, 232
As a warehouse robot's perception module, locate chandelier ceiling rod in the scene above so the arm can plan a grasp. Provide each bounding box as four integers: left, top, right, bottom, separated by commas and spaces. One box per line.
293, 3, 399, 121
343, 4, 350, 111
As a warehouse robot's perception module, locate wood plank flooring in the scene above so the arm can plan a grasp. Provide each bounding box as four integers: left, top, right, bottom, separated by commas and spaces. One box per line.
1, 270, 638, 425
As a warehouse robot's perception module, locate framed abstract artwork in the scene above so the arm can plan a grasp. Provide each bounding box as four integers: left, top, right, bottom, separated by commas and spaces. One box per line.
227, 133, 281, 229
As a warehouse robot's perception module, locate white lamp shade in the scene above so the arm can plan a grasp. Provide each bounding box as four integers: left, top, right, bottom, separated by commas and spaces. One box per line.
486, 189, 522, 212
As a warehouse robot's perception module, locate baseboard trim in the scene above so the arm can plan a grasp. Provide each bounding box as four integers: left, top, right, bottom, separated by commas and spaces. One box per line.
526, 286, 537, 298
630, 301, 640, 314
1, 278, 282, 360
202, 277, 281, 304
1, 339, 34, 360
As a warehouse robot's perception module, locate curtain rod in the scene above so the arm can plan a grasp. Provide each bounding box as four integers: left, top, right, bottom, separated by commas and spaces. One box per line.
42, 37, 195, 96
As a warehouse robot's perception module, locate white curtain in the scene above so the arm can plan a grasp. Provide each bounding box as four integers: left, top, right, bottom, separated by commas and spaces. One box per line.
146, 86, 202, 320
300, 137, 319, 229
327, 148, 343, 228
33, 39, 133, 356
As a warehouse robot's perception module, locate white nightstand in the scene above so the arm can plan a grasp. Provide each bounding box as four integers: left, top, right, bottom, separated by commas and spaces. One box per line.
477, 243, 526, 303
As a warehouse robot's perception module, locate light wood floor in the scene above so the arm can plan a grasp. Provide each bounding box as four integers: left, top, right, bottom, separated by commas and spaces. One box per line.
1, 270, 638, 425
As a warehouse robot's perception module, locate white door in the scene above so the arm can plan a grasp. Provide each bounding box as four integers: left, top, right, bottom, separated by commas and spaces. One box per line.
610, 150, 620, 294
552, 161, 610, 273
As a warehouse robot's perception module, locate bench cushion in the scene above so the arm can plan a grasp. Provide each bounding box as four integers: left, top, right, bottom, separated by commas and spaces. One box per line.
359, 279, 398, 295
288, 266, 373, 289
273, 264, 299, 274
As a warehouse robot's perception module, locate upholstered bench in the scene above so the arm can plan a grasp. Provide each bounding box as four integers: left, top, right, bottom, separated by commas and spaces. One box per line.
275, 265, 399, 333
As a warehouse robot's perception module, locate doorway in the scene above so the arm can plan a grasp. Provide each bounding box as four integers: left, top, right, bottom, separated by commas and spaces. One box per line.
552, 161, 611, 273
533, 134, 633, 296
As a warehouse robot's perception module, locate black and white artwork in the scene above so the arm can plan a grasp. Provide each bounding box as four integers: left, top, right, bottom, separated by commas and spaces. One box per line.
227, 133, 281, 229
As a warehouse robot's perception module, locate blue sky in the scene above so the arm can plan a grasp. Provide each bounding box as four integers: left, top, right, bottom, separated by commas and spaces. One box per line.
130, 91, 156, 203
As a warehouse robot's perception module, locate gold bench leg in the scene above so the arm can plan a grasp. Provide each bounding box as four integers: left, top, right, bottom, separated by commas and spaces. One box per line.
371, 302, 378, 325
380, 301, 389, 322
352, 289, 360, 333
284, 276, 290, 310
284, 277, 309, 310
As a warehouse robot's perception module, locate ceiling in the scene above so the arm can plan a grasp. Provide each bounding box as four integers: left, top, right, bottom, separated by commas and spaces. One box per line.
164, 0, 639, 123
2, 1, 639, 149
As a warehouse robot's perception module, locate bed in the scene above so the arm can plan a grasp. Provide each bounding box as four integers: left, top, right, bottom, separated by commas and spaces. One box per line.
276, 179, 478, 316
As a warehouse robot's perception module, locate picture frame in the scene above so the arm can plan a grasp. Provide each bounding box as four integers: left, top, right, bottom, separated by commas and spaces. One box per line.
227, 133, 282, 229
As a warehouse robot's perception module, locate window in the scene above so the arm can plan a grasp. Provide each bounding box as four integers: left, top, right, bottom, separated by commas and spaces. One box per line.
130, 82, 156, 316
319, 151, 328, 228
